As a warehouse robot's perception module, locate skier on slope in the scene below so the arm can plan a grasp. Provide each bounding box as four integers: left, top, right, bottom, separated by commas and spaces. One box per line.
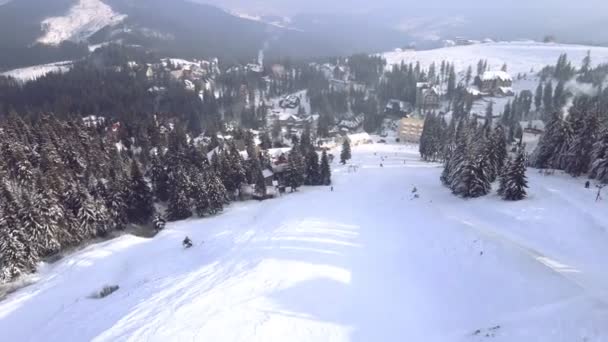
183, 236, 193, 249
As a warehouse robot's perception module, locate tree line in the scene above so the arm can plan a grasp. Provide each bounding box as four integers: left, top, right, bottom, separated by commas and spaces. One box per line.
0, 113, 332, 283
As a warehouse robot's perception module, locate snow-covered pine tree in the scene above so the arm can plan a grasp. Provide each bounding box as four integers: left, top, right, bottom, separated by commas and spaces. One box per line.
564, 111, 598, 177
149, 153, 169, 202
452, 153, 491, 198
530, 111, 566, 169
502, 149, 528, 201
191, 171, 210, 217
305, 149, 321, 185
320, 150, 332, 186
211, 151, 221, 174
287, 145, 305, 191
105, 177, 128, 231
419, 114, 432, 160
27, 175, 63, 257
60, 183, 87, 245
589, 130, 608, 181
487, 125, 508, 182
300, 124, 313, 154
127, 161, 155, 224
205, 169, 228, 215
497, 157, 512, 197
535, 82, 543, 113
447, 119, 470, 191
543, 81, 554, 120
253, 158, 267, 195
153, 213, 166, 231
340, 138, 352, 164
440, 145, 454, 186
228, 144, 247, 197
0, 183, 38, 282
77, 192, 103, 240
166, 168, 193, 221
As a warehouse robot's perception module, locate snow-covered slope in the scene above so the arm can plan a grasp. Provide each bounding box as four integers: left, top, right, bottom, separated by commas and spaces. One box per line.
1, 61, 73, 81
383, 41, 608, 76
1, 141, 607, 341
37, 0, 126, 45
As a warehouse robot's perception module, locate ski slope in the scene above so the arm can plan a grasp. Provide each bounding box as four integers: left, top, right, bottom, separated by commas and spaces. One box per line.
1, 141, 607, 341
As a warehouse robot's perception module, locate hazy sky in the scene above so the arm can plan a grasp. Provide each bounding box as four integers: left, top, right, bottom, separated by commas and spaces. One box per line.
199, 0, 608, 16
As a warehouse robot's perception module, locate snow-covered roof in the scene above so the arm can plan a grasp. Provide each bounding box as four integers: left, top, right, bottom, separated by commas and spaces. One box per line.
481, 71, 512, 82
498, 86, 514, 94
347, 132, 373, 145
466, 87, 483, 96
262, 169, 274, 178
267, 148, 291, 158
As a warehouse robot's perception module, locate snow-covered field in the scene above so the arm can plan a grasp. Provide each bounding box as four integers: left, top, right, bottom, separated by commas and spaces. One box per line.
384, 41, 608, 116
1, 61, 73, 81
1, 141, 607, 341
37, 0, 126, 45
383, 41, 608, 76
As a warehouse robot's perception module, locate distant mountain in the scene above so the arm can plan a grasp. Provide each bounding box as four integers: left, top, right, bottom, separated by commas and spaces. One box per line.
0, 0, 417, 71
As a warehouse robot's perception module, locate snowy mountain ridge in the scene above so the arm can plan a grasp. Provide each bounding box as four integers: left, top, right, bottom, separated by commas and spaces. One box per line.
37, 0, 126, 45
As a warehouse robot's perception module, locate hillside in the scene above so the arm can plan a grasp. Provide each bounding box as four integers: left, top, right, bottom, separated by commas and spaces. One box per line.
383, 41, 608, 76
1, 141, 607, 341
383, 41, 608, 116
0, 0, 413, 72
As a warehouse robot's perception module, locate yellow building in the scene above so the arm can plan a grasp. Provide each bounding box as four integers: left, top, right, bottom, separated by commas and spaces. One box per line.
399, 117, 425, 143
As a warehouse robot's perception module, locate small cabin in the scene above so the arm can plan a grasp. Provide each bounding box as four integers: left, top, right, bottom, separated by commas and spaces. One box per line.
475, 71, 513, 95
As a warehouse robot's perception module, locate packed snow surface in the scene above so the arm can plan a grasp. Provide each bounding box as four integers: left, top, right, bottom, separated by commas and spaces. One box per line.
37, 0, 126, 45
1, 141, 608, 341
1, 61, 73, 81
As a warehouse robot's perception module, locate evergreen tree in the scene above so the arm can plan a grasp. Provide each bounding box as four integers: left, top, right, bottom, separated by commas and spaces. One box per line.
127, 161, 155, 224
149, 153, 169, 202
228, 144, 247, 196
305, 150, 321, 185
340, 138, 352, 164
77, 192, 106, 240
447, 119, 470, 189
252, 157, 267, 195
205, 170, 228, 214
447, 65, 456, 100
564, 112, 598, 176
553, 80, 567, 110
497, 157, 511, 197
489, 125, 508, 182
534, 82, 543, 112
543, 81, 554, 120
28, 176, 64, 256
320, 150, 332, 186
106, 178, 128, 231
0, 183, 38, 281
286, 146, 305, 191
531, 111, 566, 169
166, 170, 192, 221
465, 66, 473, 85
452, 154, 491, 198
590, 130, 608, 181
501, 150, 528, 201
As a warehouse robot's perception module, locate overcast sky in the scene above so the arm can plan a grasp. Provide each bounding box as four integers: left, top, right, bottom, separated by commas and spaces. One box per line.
198, 0, 608, 16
